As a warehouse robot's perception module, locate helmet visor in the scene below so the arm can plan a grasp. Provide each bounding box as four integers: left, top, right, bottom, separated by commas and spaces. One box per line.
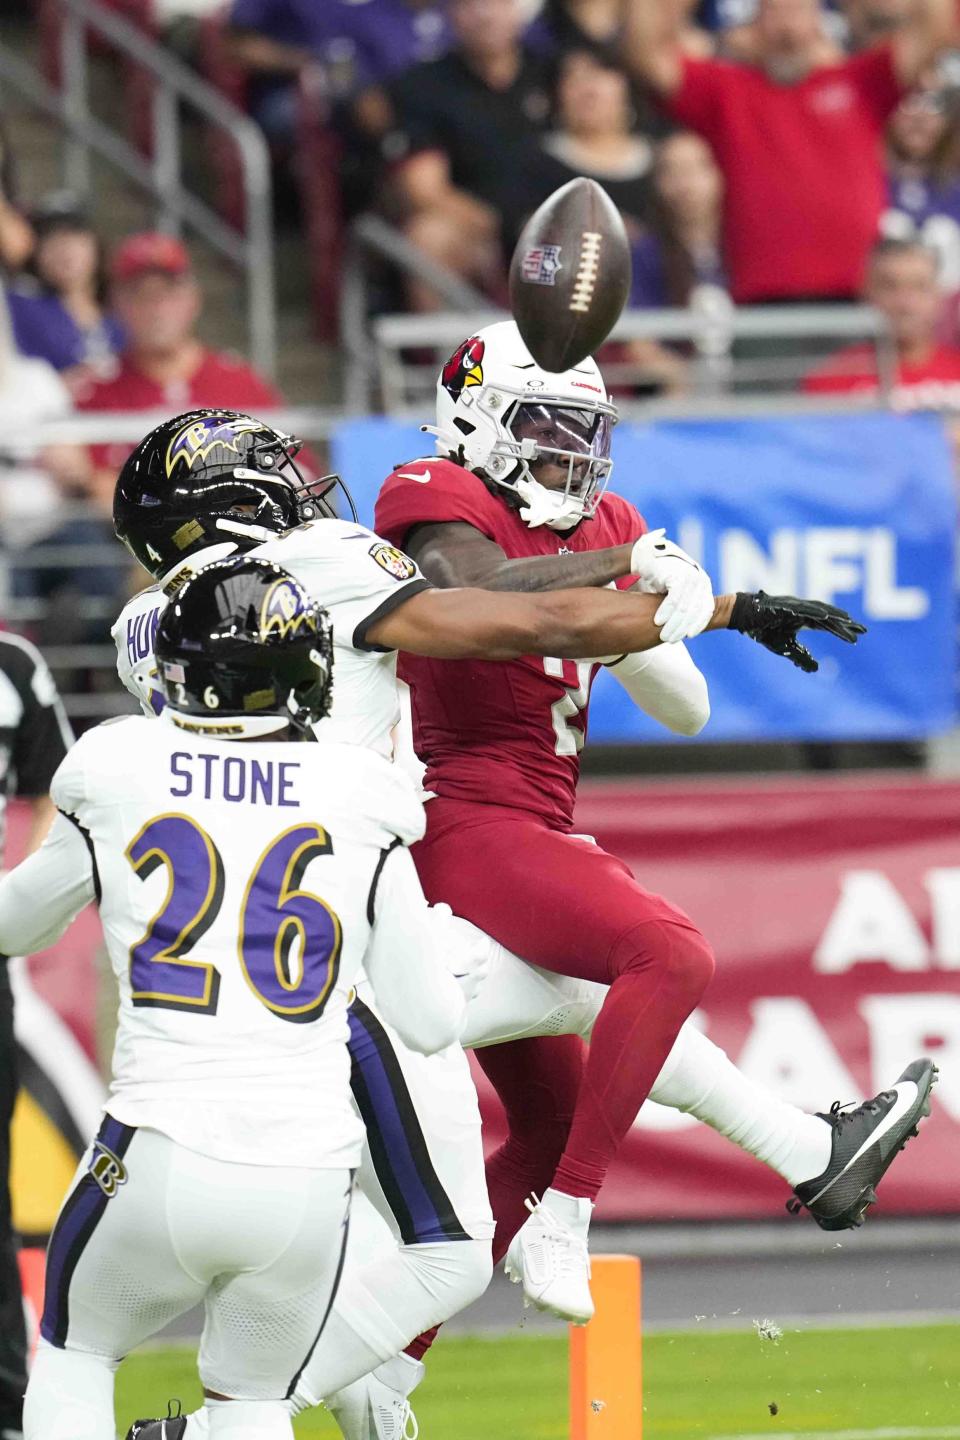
507, 402, 614, 512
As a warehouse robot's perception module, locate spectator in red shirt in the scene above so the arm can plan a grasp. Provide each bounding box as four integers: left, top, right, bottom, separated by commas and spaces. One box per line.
76, 232, 281, 491
626, 0, 955, 304
803, 236, 960, 404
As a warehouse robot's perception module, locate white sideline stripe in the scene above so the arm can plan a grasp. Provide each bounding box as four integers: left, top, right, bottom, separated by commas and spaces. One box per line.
647, 1309, 960, 1335
710, 1429, 960, 1440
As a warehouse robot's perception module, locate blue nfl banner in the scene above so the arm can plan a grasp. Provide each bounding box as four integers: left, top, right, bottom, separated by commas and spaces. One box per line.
330, 412, 957, 742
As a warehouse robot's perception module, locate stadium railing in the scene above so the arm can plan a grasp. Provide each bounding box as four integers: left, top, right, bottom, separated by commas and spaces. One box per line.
0, 0, 276, 375
363, 305, 895, 415
339, 215, 896, 414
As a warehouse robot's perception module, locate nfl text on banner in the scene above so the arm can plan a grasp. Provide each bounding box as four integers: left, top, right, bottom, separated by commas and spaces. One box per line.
332, 412, 956, 742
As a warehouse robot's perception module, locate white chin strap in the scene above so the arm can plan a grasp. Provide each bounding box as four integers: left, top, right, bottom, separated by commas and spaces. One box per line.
216, 517, 278, 545
514, 478, 586, 531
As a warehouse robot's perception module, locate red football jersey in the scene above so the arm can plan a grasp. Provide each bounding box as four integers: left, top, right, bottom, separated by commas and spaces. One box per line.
667, 48, 902, 302
374, 458, 646, 830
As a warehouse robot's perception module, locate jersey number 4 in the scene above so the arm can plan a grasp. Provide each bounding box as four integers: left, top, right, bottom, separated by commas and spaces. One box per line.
125, 814, 341, 1023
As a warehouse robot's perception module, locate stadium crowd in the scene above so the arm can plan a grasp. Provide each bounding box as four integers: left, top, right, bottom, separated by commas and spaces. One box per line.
1, 0, 960, 697
4, 1, 960, 372
223, 0, 960, 354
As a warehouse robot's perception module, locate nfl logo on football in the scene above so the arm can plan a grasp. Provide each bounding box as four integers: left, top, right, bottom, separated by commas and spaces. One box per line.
521, 244, 562, 287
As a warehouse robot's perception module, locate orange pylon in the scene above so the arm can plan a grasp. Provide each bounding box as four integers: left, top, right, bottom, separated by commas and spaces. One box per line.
570, 1254, 642, 1439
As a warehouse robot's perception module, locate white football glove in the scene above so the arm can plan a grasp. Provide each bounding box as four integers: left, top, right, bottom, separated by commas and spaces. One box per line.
630, 528, 715, 644
429, 902, 491, 1006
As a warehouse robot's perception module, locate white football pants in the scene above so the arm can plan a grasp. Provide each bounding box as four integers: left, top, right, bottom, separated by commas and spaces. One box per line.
25, 1120, 351, 1439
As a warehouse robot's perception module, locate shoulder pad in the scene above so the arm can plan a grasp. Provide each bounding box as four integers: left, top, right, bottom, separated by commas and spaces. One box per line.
376, 457, 503, 546
596, 490, 647, 541
260, 518, 375, 558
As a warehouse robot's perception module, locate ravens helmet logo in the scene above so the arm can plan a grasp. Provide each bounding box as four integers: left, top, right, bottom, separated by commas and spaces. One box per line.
441, 336, 485, 400
165, 415, 266, 478
259, 577, 314, 641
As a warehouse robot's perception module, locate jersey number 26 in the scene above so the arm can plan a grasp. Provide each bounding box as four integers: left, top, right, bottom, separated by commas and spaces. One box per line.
125, 814, 342, 1023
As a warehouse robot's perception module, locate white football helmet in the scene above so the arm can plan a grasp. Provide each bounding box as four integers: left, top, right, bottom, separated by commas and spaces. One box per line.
428, 320, 618, 530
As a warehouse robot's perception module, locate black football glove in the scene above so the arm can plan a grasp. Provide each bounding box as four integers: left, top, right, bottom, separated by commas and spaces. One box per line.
729, 591, 867, 673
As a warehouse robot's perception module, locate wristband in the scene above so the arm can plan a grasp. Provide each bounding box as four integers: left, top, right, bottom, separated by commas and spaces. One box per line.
728, 592, 761, 633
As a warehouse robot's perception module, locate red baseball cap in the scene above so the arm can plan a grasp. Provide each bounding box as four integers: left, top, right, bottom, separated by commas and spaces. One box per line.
111, 231, 192, 283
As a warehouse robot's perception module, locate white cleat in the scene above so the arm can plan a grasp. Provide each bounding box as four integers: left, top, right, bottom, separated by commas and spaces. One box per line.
325, 1355, 424, 1440
504, 1190, 594, 1325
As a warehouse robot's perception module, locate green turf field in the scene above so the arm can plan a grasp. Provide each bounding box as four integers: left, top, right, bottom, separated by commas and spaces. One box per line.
114, 1323, 960, 1439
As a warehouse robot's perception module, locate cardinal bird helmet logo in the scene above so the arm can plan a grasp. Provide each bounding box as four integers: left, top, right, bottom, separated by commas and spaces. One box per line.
441, 336, 485, 400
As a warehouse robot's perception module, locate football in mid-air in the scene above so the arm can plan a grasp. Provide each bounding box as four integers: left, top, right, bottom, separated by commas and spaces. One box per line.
509, 177, 631, 374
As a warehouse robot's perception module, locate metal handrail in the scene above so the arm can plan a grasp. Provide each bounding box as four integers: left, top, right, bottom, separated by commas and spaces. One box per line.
0, 47, 247, 264
0, 390, 908, 453
367, 303, 898, 414
339, 202, 898, 412
372, 303, 889, 346
0, 408, 345, 448
341, 215, 494, 413
0, 0, 275, 374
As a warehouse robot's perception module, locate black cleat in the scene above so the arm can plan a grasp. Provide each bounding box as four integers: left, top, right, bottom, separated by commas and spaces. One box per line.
124, 1400, 186, 1440
787, 1058, 938, 1231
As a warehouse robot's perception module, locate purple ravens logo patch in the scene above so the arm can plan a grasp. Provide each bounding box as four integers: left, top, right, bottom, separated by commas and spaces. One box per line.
165, 415, 266, 478
259, 576, 314, 641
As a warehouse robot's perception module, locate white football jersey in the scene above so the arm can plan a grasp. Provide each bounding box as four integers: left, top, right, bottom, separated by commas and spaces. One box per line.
112, 522, 431, 756
18, 714, 454, 1169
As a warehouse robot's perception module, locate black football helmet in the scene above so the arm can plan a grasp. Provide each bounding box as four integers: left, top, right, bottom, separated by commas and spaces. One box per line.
113, 409, 356, 578
155, 556, 334, 738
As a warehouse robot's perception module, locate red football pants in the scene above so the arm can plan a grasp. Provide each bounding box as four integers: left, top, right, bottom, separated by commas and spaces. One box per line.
413, 798, 715, 1207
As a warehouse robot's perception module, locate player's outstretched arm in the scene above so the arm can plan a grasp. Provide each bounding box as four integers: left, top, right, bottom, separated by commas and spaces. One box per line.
407, 521, 635, 593
368, 585, 865, 669
370, 582, 728, 659
0, 813, 96, 959
407, 520, 714, 644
